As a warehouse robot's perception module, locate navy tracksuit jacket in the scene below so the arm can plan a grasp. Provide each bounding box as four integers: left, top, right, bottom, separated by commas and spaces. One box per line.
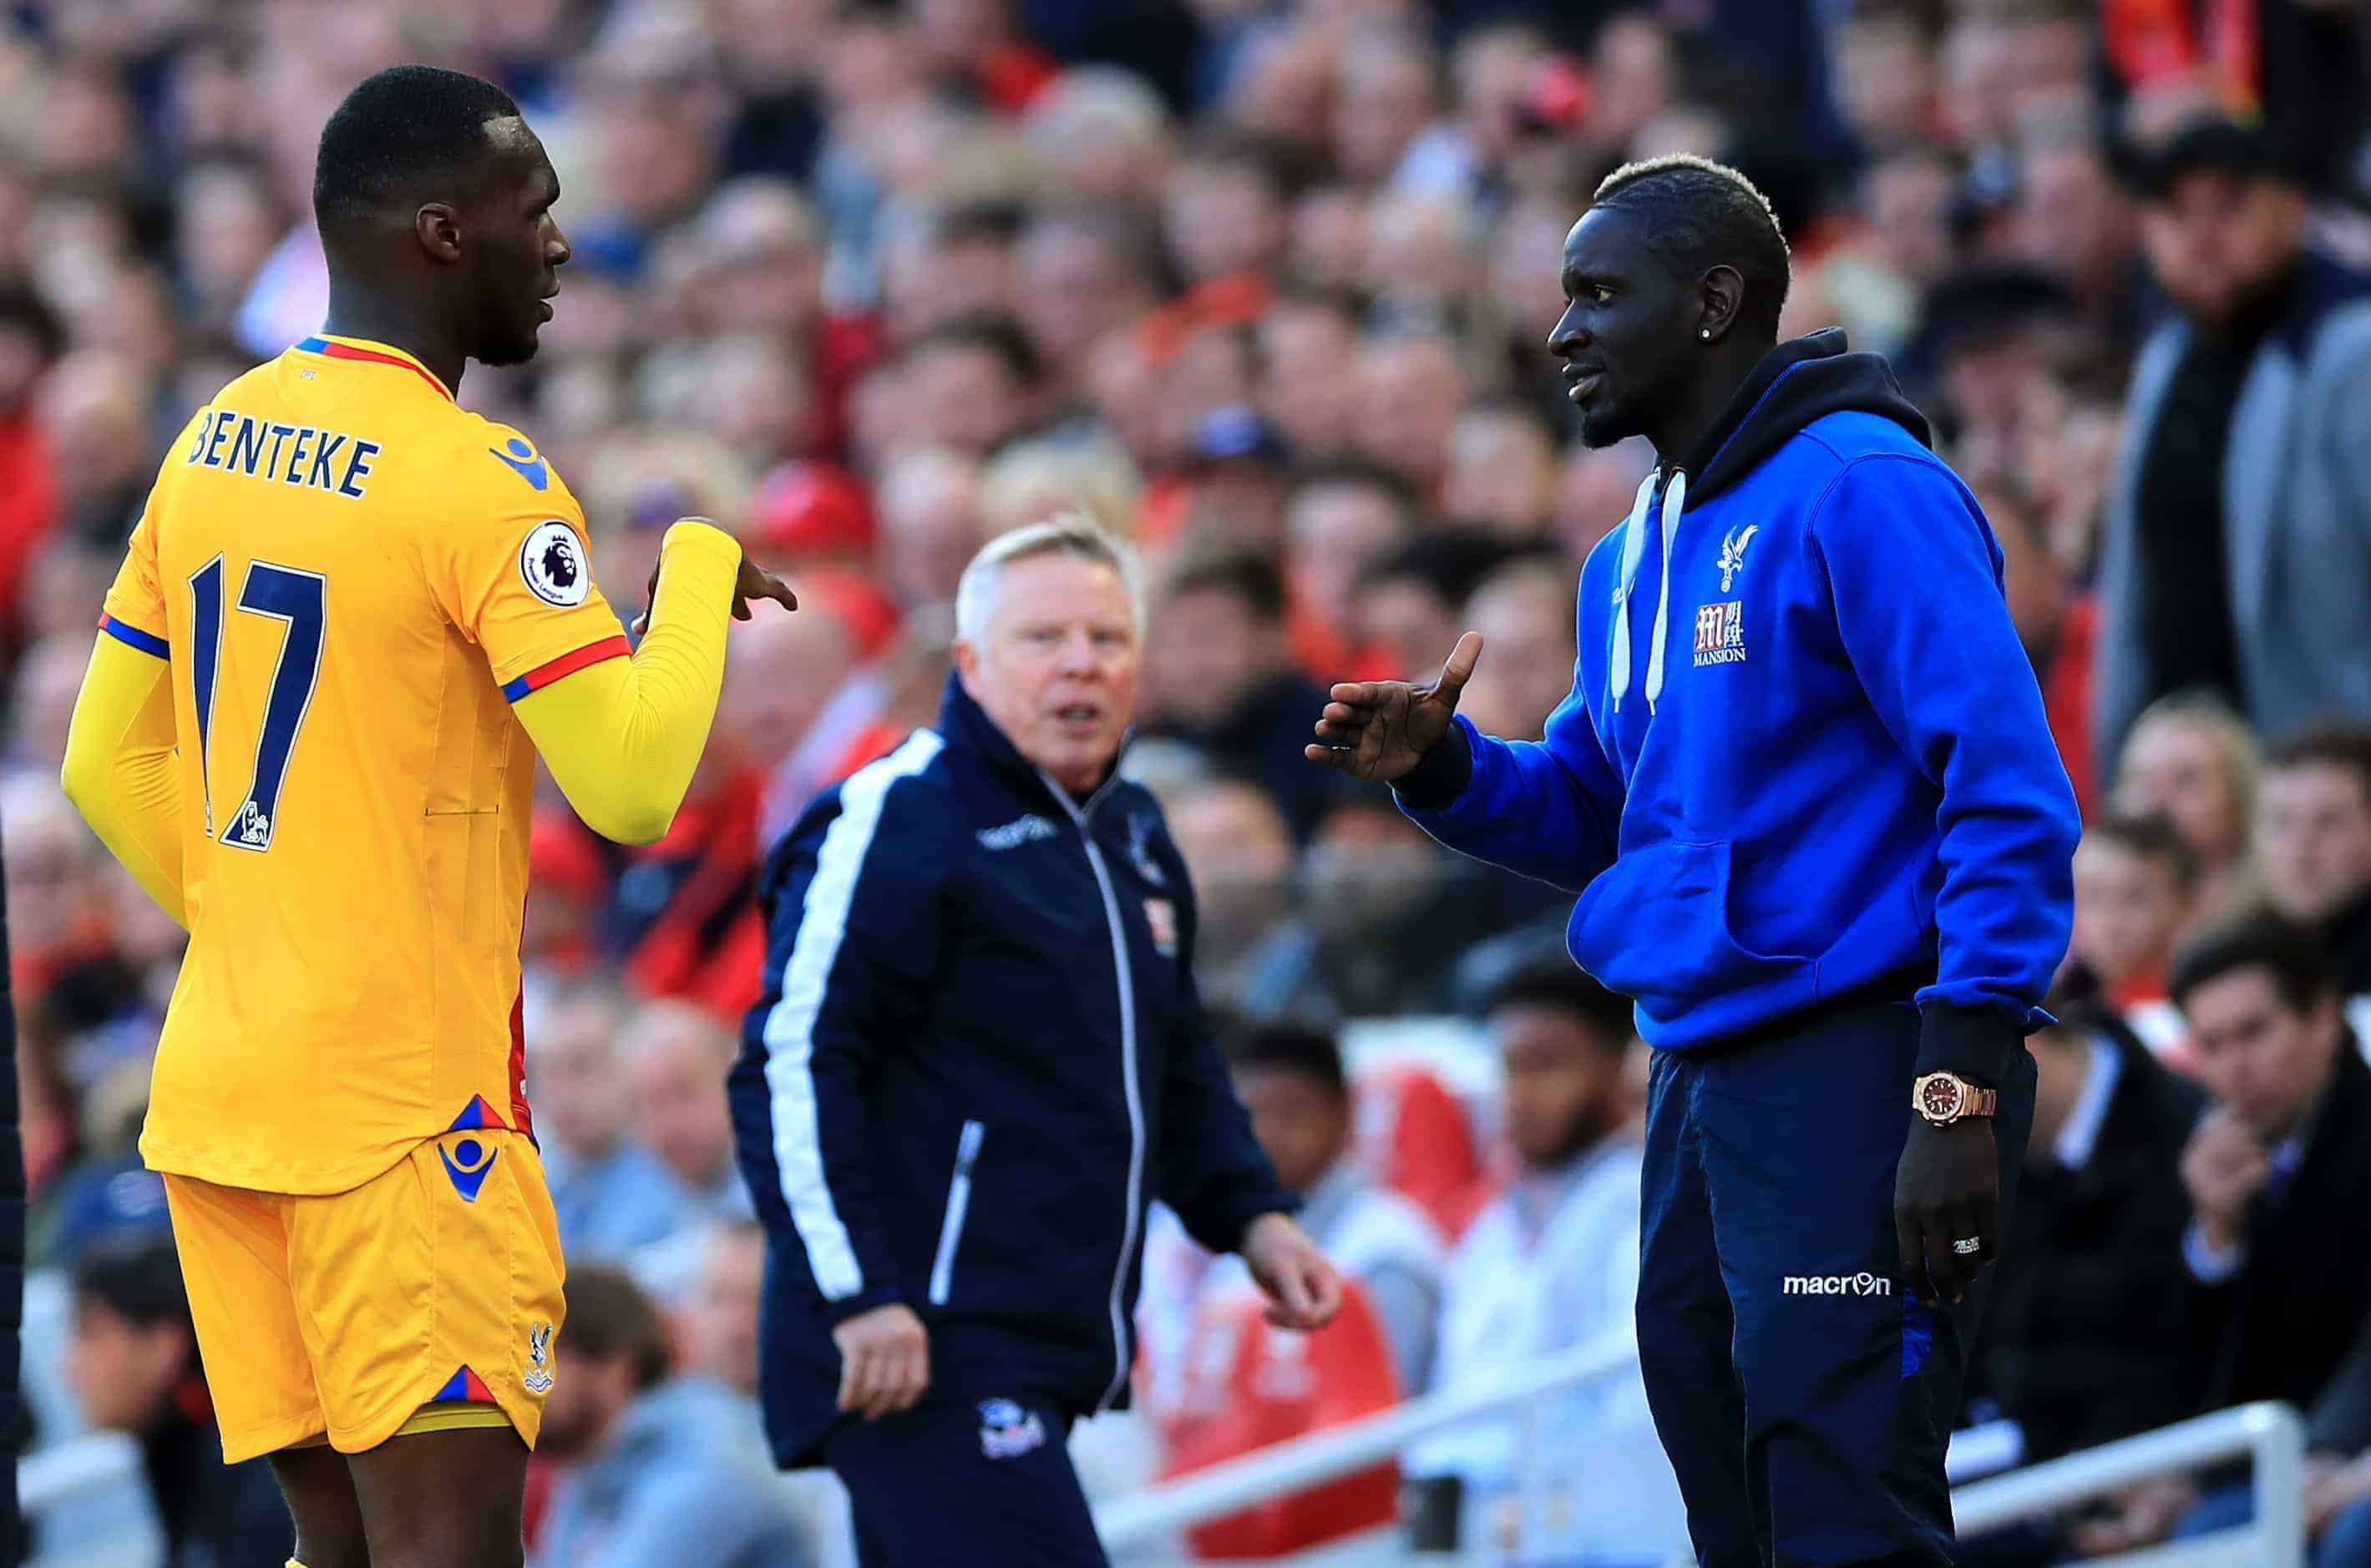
1396, 332, 2080, 1565
728, 677, 1290, 1499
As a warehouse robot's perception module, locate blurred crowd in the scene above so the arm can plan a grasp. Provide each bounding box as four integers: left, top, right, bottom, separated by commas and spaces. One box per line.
8, 0, 2371, 1561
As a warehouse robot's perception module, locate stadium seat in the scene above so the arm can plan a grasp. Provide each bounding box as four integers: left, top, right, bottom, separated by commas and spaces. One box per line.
1155, 1276, 1401, 1560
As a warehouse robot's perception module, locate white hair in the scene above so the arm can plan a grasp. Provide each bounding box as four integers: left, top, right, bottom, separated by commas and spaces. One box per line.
953, 514, 1143, 646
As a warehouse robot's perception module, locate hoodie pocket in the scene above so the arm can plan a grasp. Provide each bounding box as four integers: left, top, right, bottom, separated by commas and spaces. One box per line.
1566, 839, 1819, 1027
927, 1120, 985, 1307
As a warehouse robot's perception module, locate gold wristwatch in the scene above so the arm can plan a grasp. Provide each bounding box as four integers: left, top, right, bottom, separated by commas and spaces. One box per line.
1912, 1071, 1997, 1126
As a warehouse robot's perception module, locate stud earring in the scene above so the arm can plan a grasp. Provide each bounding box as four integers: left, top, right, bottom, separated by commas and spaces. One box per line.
1700, 328, 1711, 340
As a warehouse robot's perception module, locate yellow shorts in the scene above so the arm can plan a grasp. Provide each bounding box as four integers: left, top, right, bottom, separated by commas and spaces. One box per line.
161, 1125, 566, 1464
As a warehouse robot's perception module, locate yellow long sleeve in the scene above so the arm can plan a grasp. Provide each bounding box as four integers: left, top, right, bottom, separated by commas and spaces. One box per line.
62, 631, 188, 926
513, 520, 741, 845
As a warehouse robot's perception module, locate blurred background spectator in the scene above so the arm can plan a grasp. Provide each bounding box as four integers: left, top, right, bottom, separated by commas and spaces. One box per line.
2066, 810, 2200, 1055
530, 1263, 808, 1568
1959, 993, 2203, 1483
8, 0, 2371, 1558
2094, 124, 2371, 764
1223, 1021, 1445, 1397
2255, 727, 2371, 1004
1402, 965, 1681, 1562
64, 1234, 292, 1566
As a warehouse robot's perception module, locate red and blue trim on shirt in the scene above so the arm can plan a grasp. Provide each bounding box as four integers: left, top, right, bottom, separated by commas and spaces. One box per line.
294, 335, 453, 402
97, 612, 169, 659
500, 635, 628, 703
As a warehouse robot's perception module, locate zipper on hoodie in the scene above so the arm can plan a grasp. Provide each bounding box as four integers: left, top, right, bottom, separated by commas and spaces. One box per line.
927, 1120, 985, 1307
1039, 772, 1148, 1413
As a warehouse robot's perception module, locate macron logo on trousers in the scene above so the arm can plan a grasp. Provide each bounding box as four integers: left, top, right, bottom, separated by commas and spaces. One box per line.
1782, 1272, 1892, 1297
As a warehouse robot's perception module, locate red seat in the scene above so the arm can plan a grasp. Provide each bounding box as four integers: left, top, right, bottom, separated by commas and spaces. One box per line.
1156, 1277, 1402, 1559
1360, 1065, 1492, 1242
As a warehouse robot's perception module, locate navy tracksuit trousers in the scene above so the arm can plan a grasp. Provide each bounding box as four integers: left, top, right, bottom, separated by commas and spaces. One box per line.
826, 1393, 1109, 1568
1637, 1000, 2035, 1568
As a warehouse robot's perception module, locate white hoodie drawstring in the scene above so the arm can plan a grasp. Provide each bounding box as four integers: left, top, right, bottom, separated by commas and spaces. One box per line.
1644, 468, 1686, 709
1608, 468, 1688, 712
1607, 471, 1654, 711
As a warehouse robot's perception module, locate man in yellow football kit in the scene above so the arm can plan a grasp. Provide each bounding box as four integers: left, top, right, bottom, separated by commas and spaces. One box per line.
59, 66, 793, 1568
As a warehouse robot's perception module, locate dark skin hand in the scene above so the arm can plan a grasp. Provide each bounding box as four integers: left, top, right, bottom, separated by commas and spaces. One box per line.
1305, 632, 1484, 780
1895, 1117, 2000, 1306
631, 525, 798, 635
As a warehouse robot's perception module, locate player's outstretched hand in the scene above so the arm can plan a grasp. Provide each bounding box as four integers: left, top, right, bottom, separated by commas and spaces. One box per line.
630, 523, 798, 635
832, 1302, 930, 1421
1305, 632, 1483, 783
1240, 1211, 1344, 1333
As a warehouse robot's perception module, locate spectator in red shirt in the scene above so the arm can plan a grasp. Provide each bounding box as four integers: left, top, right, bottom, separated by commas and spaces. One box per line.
0, 288, 60, 630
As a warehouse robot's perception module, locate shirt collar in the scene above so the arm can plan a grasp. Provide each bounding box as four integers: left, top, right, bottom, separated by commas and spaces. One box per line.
294, 333, 455, 401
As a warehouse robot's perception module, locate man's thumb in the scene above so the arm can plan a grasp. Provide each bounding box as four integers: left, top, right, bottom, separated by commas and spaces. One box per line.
1432, 632, 1485, 703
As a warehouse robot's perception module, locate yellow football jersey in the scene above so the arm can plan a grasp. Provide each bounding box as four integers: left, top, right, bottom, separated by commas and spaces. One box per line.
101, 333, 628, 1195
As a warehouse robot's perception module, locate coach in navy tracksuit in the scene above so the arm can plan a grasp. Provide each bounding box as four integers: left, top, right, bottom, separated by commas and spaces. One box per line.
1310, 159, 2079, 1565
730, 518, 1340, 1568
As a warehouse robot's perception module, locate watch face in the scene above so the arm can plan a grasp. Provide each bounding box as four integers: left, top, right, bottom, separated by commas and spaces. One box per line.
1919, 1075, 1963, 1120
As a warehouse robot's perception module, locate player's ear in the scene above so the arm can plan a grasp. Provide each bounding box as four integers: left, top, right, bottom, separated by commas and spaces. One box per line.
414, 202, 464, 265
1697, 265, 1745, 345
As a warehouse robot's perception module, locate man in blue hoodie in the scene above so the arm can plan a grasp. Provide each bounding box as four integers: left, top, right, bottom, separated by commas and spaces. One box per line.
1309, 155, 2079, 1565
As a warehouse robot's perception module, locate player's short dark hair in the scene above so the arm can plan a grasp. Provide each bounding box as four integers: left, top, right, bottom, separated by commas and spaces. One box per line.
907, 314, 1044, 389
1163, 550, 1287, 624
1589, 154, 1792, 341
2169, 911, 2335, 1016
313, 65, 523, 240
70, 1232, 192, 1334
2266, 724, 2371, 807
1225, 1021, 1348, 1101
1486, 963, 1636, 1053
2085, 811, 2201, 892
560, 1264, 672, 1393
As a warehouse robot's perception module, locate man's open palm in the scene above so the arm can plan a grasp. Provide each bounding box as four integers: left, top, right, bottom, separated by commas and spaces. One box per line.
1305, 632, 1484, 782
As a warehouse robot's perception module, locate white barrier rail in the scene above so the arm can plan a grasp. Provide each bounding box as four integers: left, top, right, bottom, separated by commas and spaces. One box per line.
1955, 1400, 2304, 1556
23, 1365, 2308, 1566
1099, 1327, 2307, 1568
1096, 1333, 1638, 1552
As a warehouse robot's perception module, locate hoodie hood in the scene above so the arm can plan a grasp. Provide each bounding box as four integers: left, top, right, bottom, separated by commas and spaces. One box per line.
1607, 328, 1931, 712
1677, 327, 1932, 504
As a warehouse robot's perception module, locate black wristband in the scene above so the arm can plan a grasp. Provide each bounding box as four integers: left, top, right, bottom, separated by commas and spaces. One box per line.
1392, 721, 1474, 812
1915, 1000, 2019, 1087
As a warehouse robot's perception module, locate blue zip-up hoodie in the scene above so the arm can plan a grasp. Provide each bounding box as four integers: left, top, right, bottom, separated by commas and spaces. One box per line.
728, 675, 1290, 1468
1397, 331, 2079, 1084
